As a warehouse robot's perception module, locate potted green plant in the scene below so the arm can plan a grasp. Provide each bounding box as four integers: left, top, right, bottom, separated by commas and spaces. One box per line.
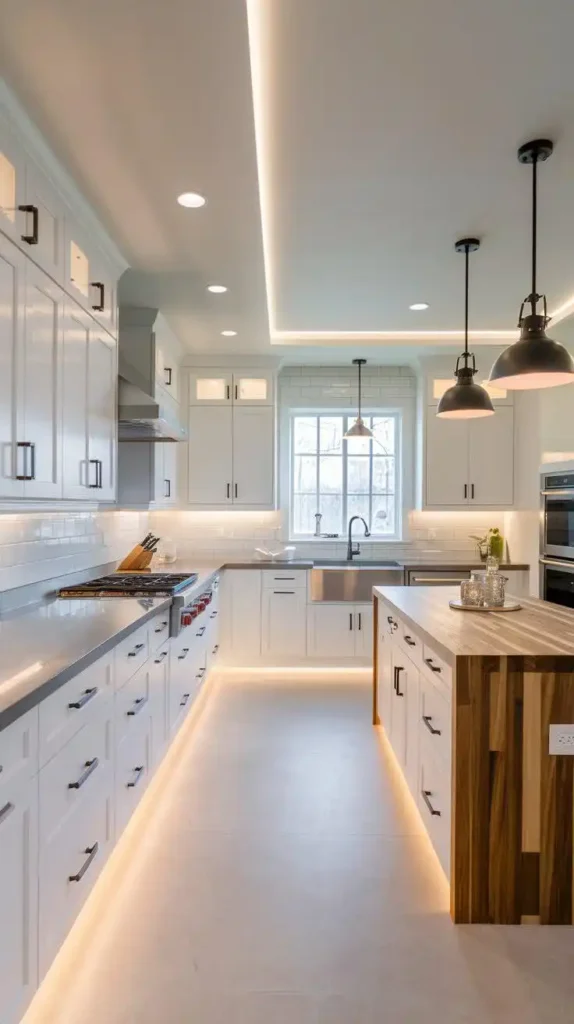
469, 527, 504, 563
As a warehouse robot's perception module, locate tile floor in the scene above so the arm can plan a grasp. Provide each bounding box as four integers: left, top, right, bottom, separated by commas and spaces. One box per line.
24, 671, 574, 1023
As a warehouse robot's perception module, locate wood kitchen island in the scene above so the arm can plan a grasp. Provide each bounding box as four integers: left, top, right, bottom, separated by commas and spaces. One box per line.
373, 585, 574, 925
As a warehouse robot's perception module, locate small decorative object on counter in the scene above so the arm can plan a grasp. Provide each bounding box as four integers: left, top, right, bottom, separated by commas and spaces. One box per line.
314, 512, 323, 537
469, 526, 504, 563
460, 579, 484, 606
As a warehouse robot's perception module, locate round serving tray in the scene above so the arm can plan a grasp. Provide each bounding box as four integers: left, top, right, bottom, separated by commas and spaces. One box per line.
449, 599, 522, 613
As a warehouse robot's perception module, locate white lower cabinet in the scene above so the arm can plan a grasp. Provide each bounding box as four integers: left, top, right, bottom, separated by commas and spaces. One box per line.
115, 711, 153, 835
308, 603, 373, 661
262, 587, 307, 659
0, 771, 38, 1024
223, 569, 262, 663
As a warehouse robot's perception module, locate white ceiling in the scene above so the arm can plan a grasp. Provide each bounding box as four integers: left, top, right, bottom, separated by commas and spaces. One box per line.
2, 0, 574, 356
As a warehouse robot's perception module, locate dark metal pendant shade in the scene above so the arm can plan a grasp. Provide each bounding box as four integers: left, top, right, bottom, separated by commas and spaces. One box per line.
437, 238, 495, 419
488, 138, 574, 391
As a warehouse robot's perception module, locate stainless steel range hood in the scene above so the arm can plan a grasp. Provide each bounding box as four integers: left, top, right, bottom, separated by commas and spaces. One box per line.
118, 376, 187, 442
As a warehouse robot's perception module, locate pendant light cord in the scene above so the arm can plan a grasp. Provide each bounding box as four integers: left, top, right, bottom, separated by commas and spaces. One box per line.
531, 154, 538, 316
357, 359, 362, 420
463, 244, 470, 366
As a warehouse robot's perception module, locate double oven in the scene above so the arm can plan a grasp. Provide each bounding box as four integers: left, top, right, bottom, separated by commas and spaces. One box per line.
540, 469, 574, 607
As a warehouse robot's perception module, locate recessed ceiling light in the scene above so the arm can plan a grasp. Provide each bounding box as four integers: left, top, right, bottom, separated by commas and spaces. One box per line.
177, 192, 206, 208
221, 330, 237, 336
207, 284, 228, 293
409, 302, 429, 311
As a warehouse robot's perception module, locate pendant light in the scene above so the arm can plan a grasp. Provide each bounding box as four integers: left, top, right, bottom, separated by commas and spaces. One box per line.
436, 239, 495, 419
488, 139, 574, 390
344, 359, 373, 438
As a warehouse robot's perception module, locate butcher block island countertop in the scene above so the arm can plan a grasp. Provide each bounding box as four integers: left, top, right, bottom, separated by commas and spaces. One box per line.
372, 585, 574, 926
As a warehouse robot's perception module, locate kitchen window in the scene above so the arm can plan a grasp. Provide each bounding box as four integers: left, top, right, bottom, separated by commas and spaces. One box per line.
290, 413, 401, 538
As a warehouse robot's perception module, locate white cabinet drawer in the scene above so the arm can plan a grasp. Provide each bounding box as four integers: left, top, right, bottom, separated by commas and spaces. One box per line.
418, 736, 451, 879
39, 769, 113, 979
39, 712, 112, 846
115, 713, 152, 835
419, 672, 451, 770
149, 644, 169, 765
397, 620, 422, 666
421, 642, 452, 691
114, 623, 150, 691
0, 771, 38, 1024
262, 570, 307, 589
114, 661, 152, 746
0, 708, 39, 787
39, 655, 112, 767
149, 612, 170, 652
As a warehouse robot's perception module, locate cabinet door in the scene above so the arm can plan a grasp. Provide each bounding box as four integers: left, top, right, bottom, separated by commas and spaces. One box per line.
425, 410, 469, 507
232, 371, 273, 405
308, 605, 356, 659
89, 248, 117, 336
64, 215, 92, 310
189, 370, 232, 405
162, 442, 178, 505
389, 647, 407, 767
0, 774, 38, 1024
376, 609, 394, 729
468, 405, 514, 506
354, 604, 373, 660
227, 570, 262, 659
0, 120, 27, 247
233, 405, 274, 506
404, 657, 420, 796
62, 302, 89, 498
188, 405, 232, 505
25, 161, 65, 284
0, 233, 25, 497
21, 264, 62, 498
156, 339, 179, 401
87, 323, 117, 500
262, 589, 307, 658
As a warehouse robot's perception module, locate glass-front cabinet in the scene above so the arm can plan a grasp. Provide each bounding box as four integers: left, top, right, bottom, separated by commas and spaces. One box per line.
189, 369, 273, 406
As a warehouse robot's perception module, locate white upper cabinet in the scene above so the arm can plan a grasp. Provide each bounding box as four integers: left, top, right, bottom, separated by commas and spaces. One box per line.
233, 406, 274, 506
423, 405, 515, 509
0, 232, 25, 498
155, 329, 180, 402
62, 303, 90, 499
188, 406, 233, 505
21, 264, 63, 499
25, 162, 65, 285
0, 118, 28, 249
189, 369, 273, 406
86, 323, 117, 501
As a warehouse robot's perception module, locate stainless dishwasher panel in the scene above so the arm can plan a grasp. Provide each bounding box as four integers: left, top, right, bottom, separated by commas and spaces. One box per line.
407, 569, 471, 586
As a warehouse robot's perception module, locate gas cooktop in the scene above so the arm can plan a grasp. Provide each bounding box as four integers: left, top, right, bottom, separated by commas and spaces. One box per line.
58, 573, 198, 599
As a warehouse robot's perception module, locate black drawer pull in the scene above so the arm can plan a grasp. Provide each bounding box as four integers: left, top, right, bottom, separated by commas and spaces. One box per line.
154, 621, 168, 633
154, 650, 168, 663
91, 281, 105, 311
404, 635, 416, 647
424, 657, 441, 673
0, 801, 15, 827
127, 696, 148, 717
358, 612, 362, 630
210, 610, 218, 619
19, 203, 39, 244
88, 458, 102, 488
196, 625, 206, 636
394, 665, 404, 696
68, 687, 98, 710
212, 644, 219, 655
178, 647, 190, 661
128, 643, 145, 658
68, 757, 99, 790
69, 842, 99, 882
180, 692, 190, 707
16, 441, 36, 480
273, 590, 295, 595
127, 765, 145, 788
165, 367, 172, 386
422, 715, 441, 736
421, 789, 441, 817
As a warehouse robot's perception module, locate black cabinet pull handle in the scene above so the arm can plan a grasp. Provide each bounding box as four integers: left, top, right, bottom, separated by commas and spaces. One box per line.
273, 590, 295, 595
154, 621, 168, 633
234, 483, 238, 498
404, 635, 416, 647
19, 203, 39, 244
165, 367, 172, 386
212, 644, 219, 655
164, 478, 171, 498
422, 715, 441, 736
235, 384, 238, 400
127, 765, 145, 789
424, 657, 441, 674
349, 612, 353, 631
210, 610, 218, 619
128, 643, 145, 658
178, 647, 190, 660
88, 458, 102, 488
16, 441, 35, 480
226, 384, 230, 400
226, 482, 230, 499
395, 666, 404, 696
471, 483, 475, 499
196, 625, 206, 636
464, 483, 468, 499
180, 692, 190, 706
421, 789, 441, 817
0, 801, 15, 827
91, 281, 105, 311
68, 687, 98, 710
68, 757, 99, 790
358, 612, 362, 631
69, 842, 99, 882
154, 650, 168, 663
127, 695, 148, 717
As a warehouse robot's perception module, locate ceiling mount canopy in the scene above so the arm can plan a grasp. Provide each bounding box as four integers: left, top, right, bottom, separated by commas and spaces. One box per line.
344, 359, 373, 438
436, 238, 495, 420
489, 139, 574, 390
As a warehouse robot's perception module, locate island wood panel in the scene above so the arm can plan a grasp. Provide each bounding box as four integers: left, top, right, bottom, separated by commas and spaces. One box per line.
452, 655, 574, 924
372, 596, 379, 725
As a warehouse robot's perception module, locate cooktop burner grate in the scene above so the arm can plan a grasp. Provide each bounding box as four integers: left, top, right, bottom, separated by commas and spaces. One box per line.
58, 573, 198, 598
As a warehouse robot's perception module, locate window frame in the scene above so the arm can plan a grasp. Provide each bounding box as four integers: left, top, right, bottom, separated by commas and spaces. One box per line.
288, 409, 403, 540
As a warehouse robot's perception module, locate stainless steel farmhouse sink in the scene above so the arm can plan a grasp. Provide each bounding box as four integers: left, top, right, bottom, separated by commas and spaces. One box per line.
310, 561, 405, 602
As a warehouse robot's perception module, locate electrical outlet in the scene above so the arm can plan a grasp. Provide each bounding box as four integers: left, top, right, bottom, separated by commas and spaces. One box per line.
549, 725, 574, 755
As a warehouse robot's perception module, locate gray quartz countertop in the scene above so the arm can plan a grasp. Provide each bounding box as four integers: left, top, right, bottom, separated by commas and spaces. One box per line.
401, 562, 529, 571
0, 596, 171, 731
